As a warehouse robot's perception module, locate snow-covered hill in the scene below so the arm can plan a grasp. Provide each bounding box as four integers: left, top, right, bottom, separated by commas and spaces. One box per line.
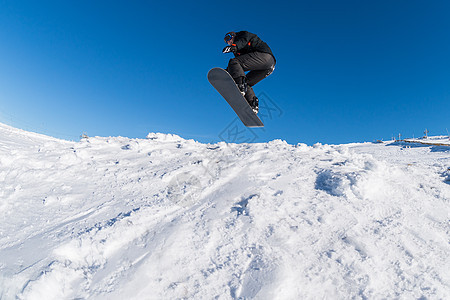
404, 136, 450, 147
0, 122, 449, 299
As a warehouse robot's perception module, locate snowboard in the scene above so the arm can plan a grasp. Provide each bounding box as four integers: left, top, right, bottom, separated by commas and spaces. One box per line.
208, 68, 264, 127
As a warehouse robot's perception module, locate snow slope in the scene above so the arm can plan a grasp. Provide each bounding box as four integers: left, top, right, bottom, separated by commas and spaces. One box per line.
404, 136, 450, 147
0, 122, 449, 299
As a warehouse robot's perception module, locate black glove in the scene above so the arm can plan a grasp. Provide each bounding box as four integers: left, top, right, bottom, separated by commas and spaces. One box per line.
222, 45, 237, 54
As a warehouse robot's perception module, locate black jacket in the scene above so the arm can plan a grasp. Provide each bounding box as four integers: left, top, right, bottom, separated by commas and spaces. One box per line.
232, 31, 276, 62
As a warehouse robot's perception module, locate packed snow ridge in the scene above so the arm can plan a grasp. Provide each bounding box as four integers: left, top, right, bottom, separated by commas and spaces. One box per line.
0, 122, 449, 299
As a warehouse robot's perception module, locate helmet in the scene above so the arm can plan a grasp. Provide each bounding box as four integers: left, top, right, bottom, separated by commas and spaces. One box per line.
224, 32, 236, 43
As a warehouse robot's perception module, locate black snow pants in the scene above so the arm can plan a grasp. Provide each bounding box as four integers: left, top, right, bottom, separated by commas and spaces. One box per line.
226, 52, 275, 102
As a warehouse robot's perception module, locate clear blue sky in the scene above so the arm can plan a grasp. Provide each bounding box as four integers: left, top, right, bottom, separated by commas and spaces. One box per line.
1, 0, 449, 145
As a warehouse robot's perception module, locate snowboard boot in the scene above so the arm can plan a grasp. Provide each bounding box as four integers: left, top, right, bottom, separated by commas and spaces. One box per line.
235, 76, 248, 96
248, 96, 259, 114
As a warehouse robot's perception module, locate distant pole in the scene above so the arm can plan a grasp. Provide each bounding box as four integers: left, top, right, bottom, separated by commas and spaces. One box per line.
424, 129, 429, 139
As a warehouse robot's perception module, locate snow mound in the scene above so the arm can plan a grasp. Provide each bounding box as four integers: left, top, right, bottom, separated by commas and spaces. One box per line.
0, 123, 449, 299
146, 132, 185, 142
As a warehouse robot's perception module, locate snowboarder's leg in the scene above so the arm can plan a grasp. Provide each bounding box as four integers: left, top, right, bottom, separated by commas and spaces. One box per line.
227, 52, 273, 76
227, 59, 247, 95
246, 66, 275, 86
227, 52, 275, 84
246, 53, 275, 85
226, 52, 275, 112
244, 85, 259, 114
245, 85, 256, 101
227, 58, 246, 79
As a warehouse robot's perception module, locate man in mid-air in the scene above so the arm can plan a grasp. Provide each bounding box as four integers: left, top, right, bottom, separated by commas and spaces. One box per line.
222, 31, 276, 114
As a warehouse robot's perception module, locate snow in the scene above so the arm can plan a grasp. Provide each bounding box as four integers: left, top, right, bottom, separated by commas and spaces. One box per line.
403, 136, 450, 147
0, 122, 449, 299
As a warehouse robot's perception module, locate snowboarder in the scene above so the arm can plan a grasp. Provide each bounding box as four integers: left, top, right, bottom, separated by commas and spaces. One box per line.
222, 31, 276, 114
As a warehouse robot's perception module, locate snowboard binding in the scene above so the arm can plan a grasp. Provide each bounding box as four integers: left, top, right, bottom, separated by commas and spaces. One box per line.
235, 76, 248, 97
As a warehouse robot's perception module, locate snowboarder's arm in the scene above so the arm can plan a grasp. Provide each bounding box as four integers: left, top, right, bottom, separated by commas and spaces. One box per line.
222, 45, 237, 54
232, 31, 255, 51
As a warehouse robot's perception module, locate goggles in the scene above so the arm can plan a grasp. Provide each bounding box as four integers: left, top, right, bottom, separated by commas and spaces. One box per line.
224, 33, 234, 42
